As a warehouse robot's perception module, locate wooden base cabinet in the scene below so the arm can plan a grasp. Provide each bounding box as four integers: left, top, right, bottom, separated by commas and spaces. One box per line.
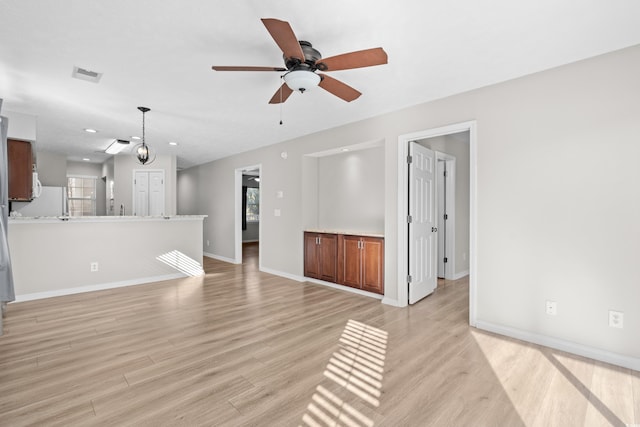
304, 232, 384, 295
338, 235, 384, 294
304, 232, 338, 283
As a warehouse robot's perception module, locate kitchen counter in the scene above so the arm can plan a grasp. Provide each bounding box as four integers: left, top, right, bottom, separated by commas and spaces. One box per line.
8, 215, 207, 301
9, 214, 207, 224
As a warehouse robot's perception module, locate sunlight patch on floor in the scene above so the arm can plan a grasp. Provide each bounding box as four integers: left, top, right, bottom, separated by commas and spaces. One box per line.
156, 250, 205, 277
301, 319, 388, 427
471, 330, 632, 426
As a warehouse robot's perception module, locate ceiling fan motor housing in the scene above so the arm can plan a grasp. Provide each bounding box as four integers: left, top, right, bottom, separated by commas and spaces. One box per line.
285, 41, 323, 70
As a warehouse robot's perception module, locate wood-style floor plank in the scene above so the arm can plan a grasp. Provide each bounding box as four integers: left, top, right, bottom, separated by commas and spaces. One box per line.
0, 242, 637, 426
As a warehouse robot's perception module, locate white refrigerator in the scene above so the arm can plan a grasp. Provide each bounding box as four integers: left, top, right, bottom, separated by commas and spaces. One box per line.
13, 186, 68, 217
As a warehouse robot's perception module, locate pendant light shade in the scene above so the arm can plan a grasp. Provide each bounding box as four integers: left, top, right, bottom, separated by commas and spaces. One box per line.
134, 106, 155, 165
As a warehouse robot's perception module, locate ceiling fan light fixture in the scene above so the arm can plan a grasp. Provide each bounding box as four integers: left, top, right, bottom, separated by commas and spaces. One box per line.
283, 70, 320, 93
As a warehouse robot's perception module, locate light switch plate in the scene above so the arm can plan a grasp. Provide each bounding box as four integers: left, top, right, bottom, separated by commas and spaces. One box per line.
274, 209, 281, 217
545, 300, 557, 316
609, 310, 624, 328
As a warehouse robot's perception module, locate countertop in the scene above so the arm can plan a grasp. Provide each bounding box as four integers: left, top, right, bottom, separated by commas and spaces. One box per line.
304, 229, 384, 238
9, 215, 207, 224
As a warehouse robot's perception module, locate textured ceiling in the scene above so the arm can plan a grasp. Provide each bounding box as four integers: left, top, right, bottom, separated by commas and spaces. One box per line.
1, 0, 639, 169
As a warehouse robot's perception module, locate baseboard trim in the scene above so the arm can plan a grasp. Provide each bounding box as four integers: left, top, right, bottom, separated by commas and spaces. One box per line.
303, 277, 384, 300
203, 252, 238, 264
453, 270, 469, 280
259, 267, 383, 301
259, 267, 304, 282
475, 320, 640, 372
381, 297, 403, 307
14, 273, 187, 303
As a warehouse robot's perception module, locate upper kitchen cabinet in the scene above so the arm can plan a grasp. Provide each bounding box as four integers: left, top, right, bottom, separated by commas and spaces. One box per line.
8, 139, 33, 201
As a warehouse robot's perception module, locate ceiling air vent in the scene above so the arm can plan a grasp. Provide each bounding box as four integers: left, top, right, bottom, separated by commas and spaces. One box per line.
72, 66, 103, 83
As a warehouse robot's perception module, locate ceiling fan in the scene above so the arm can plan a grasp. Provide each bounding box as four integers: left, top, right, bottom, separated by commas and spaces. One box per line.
211, 18, 388, 104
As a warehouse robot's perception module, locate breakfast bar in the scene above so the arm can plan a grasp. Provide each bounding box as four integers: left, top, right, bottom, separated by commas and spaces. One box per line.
7, 215, 206, 301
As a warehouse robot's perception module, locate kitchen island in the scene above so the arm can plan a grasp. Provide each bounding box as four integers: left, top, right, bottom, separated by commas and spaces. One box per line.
8, 215, 206, 301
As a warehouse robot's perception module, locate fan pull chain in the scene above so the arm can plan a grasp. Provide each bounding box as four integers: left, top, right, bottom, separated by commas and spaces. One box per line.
279, 83, 284, 125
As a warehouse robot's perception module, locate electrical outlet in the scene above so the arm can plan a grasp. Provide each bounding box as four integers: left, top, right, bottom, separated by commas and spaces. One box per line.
608, 310, 624, 328
206, 240, 210, 247
545, 300, 557, 316
90, 262, 99, 272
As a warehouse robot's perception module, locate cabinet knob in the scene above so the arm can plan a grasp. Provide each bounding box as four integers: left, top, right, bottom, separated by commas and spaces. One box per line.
432, 227, 438, 232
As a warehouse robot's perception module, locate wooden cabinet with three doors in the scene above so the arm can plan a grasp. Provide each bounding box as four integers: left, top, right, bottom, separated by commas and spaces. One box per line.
304, 231, 384, 295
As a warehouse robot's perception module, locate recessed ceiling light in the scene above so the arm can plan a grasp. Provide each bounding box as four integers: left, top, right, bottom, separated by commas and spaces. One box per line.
131, 136, 140, 140
84, 128, 97, 133
82, 158, 91, 161
169, 141, 178, 146
341, 148, 350, 152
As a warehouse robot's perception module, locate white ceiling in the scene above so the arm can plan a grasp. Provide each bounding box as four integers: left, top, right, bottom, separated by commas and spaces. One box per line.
1, 1, 639, 169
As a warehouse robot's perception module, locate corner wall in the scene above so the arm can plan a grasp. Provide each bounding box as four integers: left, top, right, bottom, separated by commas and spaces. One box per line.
180, 45, 640, 368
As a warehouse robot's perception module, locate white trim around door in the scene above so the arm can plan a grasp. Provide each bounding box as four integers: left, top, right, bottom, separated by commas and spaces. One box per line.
396, 121, 477, 327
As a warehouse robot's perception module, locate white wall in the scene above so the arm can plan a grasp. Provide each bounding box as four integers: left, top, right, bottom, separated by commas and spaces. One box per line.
67, 160, 107, 216
36, 151, 67, 187
4, 110, 36, 142
177, 168, 199, 215
113, 153, 177, 216
180, 45, 640, 367
316, 146, 385, 233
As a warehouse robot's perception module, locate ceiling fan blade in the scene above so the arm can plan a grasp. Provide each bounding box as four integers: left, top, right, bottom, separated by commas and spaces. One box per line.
212, 66, 287, 72
318, 75, 362, 102
317, 47, 388, 71
268, 82, 294, 104
261, 18, 305, 62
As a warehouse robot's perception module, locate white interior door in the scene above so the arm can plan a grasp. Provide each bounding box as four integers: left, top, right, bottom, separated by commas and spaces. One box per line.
134, 171, 149, 216
148, 171, 164, 216
408, 142, 437, 304
133, 170, 164, 216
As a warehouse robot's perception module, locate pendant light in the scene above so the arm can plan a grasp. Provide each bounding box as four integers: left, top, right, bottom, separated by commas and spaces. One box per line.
134, 106, 156, 165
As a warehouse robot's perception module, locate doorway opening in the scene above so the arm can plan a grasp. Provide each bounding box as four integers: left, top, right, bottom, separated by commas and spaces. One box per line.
234, 165, 261, 268
436, 154, 456, 280
397, 121, 476, 325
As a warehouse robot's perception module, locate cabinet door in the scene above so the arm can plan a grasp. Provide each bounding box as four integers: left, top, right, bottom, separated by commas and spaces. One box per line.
361, 237, 384, 294
318, 233, 338, 283
341, 235, 362, 288
8, 139, 33, 201
304, 233, 320, 279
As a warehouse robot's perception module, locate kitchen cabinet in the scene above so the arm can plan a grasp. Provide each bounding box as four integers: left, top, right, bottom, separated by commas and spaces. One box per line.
8, 139, 33, 201
339, 235, 384, 294
304, 232, 338, 282
304, 231, 384, 295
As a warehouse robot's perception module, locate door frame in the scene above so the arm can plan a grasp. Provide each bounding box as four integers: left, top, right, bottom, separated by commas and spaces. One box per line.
234, 164, 262, 267
397, 121, 477, 326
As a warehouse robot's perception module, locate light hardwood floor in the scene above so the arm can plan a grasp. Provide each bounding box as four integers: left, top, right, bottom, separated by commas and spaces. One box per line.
1, 242, 638, 426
